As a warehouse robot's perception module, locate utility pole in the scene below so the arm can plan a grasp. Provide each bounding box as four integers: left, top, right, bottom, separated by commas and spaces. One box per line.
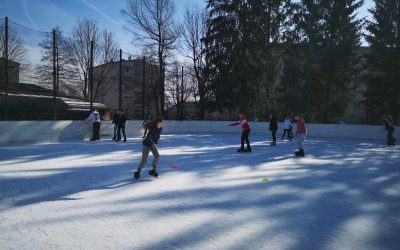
119, 49, 122, 110
142, 56, 145, 119
52, 29, 57, 120
89, 41, 94, 110
181, 65, 184, 120
4, 17, 9, 120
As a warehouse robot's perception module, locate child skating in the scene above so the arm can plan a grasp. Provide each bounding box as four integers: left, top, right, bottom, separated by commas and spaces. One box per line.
229, 114, 251, 152
294, 114, 307, 157
134, 117, 164, 180
281, 116, 293, 141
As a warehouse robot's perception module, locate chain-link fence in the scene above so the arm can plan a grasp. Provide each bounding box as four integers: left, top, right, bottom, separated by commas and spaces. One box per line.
0, 17, 160, 121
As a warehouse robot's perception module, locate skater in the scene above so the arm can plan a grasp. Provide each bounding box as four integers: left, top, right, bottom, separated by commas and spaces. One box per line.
229, 114, 251, 152
294, 114, 307, 157
87, 109, 101, 141
383, 115, 396, 146
117, 110, 127, 142
142, 114, 153, 139
281, 116, 293, 141
134, 117, 164, 180
288, 117, 294, 140
112, 111, 120, 141
269, 114, 278, 146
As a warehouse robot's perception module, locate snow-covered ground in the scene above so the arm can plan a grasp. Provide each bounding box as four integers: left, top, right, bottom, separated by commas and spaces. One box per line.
0, 134, 399, 250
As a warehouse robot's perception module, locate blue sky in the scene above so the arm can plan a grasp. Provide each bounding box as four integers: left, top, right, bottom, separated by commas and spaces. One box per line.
0, 0, 207, 56
0, 0, 374, 57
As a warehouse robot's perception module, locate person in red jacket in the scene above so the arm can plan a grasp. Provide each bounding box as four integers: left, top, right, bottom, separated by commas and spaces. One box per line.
294, 114, 307, 157
229, 114, 251, 152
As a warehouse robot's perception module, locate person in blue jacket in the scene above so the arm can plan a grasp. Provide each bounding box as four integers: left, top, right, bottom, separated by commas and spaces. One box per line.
134, 117, 164, 180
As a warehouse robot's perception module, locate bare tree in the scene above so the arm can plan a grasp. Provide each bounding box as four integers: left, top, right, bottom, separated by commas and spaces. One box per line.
181, 4, 208, 120
69, 19, 119, 100
69, 18, 99, 100
36, 27, 80, 96
165, 60, 195, 120
92, 29, 119, 101
122, 0, 180, 117
0, 22, 28, 85
0, 23, 27, 63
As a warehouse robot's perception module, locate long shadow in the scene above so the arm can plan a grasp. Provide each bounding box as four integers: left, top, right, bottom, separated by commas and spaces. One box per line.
0, 134, 399, 249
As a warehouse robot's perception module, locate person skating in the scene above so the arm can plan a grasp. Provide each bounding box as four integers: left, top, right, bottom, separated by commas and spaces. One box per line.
134, 117, 164, 180
229, 114, 251, 152
269, 114, 278, 146
117, 110, 127, 142
383, 115, 396, 146
281, 116, 293, 141
112, 111, 120, 141
87, 109, 101, 141
288, 117, 294, 140
294, 114, 307, 157
142, 114, 153, 139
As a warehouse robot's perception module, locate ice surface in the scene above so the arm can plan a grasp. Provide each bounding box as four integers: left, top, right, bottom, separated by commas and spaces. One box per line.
0, 134, 399, 250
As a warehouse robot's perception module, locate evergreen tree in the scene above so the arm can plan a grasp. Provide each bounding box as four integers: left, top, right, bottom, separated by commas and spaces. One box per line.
299, 0, 363, 122
204, 0, 293, 118
365, 0, 400, 123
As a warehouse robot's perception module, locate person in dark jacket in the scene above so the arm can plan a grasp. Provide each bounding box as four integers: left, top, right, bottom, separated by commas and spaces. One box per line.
112, 111, 120, 141
134, 117, 164, 180
383, 115, 396, 146
269, 115, 278, 146
117, 110, 127, 142
269, 114, 278, 146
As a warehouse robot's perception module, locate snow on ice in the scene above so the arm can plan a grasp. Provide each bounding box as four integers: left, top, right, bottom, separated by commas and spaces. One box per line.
0, 134, 399, 249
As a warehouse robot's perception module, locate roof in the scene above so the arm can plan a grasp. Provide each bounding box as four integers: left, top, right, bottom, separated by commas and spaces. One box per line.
0, 57, 21, 67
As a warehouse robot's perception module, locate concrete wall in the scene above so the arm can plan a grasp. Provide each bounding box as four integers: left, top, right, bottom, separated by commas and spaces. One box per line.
0, 120, 398, 145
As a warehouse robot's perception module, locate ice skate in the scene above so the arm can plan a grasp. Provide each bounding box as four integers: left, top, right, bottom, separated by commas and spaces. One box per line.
134, 171, 141, 180
149, 168, 159, 178
270, 141, 277, 146
295, 149, 305, 157
237, 147, 245, 152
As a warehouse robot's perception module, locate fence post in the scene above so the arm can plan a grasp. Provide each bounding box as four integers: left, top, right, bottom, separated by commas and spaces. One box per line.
119, 49, 122, 111
181, 65, 184, 121
52, 29, 57, 120
4, 17, 8, 120
142, 56, 145, 119
89, 40, 94, 110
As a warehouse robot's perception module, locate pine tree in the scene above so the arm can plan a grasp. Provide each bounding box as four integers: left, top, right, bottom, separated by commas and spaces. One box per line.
365, 0, 400, 123
299, 0, 364, 123
204, 0, 293, 118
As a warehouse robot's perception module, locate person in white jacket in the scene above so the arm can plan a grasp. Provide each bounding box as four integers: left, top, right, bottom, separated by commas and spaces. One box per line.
281, 116, 293, 141
87, 109, 101, 141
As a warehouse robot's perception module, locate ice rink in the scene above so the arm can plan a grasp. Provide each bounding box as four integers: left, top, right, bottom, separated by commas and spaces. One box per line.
1, 134, 399, 250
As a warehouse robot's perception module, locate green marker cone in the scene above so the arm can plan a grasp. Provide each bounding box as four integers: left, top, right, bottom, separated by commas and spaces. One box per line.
262, 177, 269, 182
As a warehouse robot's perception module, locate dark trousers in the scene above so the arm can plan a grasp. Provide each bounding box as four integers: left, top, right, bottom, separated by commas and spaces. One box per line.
137, 145, 160, 171
271, 130, 277, 142
387, 127, 395, 145
92, 122, 100, 140
117, 123, 126, 141
282, 129, 292, 140
241, 129, 251, 149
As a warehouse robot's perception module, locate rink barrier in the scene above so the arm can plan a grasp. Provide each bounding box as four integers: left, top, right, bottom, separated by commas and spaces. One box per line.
0, 120, 398, 145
